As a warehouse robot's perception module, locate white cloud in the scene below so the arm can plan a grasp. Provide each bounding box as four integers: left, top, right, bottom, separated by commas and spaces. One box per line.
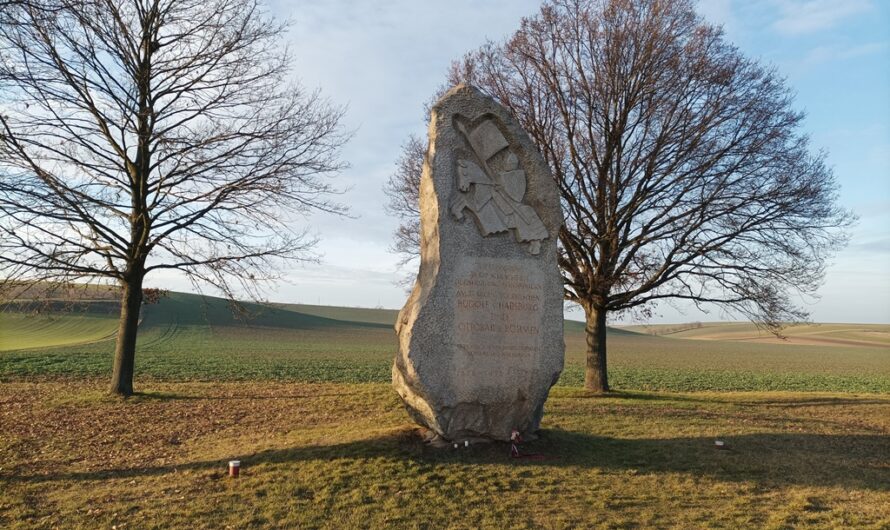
771, 0, 874, 35
803, 41, 888, 65
138, 0, 890, 324
696, 0, 735, 31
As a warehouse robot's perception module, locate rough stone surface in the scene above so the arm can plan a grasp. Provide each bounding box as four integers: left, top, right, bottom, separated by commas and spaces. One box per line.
393, 84, 564, 442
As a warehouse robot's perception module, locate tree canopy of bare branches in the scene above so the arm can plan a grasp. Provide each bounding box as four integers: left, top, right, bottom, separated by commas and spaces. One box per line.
0, 0, 349, 395
385, 0, 853, 391
383, 136, 423, 270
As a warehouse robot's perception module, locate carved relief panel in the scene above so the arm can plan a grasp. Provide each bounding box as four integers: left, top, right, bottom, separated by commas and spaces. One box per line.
450, 114, 548, 255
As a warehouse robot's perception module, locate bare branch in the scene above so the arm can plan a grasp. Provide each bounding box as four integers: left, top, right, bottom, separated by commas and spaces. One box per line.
0, 0, 349, 395
385, 0, 854, 391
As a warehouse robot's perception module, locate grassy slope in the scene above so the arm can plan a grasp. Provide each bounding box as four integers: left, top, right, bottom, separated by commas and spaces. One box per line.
273, 302, 401, 326
1, 381, 887, 529
0, 313, 118, 351
624, 322, 890, 348
1, 292, 889, 392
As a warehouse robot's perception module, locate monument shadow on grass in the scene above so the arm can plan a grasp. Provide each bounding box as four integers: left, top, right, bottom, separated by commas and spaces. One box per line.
7, 428, 887, 491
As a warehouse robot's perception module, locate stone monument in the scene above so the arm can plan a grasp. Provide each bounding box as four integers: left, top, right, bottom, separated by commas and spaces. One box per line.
393, 84, 564, 442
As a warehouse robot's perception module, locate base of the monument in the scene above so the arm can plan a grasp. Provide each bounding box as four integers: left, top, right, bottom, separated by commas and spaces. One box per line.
394, 365, 548, 442
417, 426, 539, 448
429, 434, 493, 448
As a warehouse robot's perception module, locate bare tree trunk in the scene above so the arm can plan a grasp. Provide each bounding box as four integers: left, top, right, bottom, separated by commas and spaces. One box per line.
109, 274, 143, 396
584, 305, 609, 393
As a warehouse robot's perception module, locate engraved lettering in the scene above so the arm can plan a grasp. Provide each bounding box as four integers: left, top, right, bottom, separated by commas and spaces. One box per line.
453, 257, 544, 362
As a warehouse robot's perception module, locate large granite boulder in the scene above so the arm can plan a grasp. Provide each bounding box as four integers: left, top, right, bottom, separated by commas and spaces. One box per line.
393, 84, 565, 442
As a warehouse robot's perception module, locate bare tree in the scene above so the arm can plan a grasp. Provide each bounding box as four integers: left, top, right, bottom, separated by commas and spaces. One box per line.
382, 75, 471, 278
0, 0, 348, 396
383, 135, 424, 270
386, 0, 853, 392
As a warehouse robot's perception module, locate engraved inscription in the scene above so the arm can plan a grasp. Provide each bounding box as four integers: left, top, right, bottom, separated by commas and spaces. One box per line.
453, 257, 544, 361
450, 114, 548, 255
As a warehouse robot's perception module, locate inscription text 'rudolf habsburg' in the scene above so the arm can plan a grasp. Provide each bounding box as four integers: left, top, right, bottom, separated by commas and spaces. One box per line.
453, 257, 544, 359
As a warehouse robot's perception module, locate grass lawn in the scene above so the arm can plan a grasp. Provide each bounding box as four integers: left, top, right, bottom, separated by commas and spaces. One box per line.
2, 292, 889, 393
1, 292, 888, 527
1, 380, 888, 529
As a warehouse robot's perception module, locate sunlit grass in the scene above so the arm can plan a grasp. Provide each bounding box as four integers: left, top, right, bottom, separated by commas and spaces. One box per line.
1, 381, 887, 529
0, 313, 118, 351
2, 294, 888, 527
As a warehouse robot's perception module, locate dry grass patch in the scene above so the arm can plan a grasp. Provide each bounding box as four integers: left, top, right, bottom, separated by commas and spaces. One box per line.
1, 380, 888, 529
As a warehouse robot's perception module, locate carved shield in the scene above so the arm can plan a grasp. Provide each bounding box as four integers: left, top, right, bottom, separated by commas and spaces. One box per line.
500, 170, 526, 202
469, 120, 509, 161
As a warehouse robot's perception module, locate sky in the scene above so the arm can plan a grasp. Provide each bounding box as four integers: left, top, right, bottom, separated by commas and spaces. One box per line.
149, 0, 890, 324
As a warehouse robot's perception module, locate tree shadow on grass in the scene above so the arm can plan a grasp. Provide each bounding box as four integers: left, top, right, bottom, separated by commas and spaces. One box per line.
595, 391, 890, 408
733, 396, 890, 408
530, 429, 889, 491
128, 390, 369, 402
6, 427, 888, 491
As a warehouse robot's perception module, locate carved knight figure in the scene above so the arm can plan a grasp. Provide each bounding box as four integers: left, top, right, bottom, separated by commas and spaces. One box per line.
450, 115, 549, 254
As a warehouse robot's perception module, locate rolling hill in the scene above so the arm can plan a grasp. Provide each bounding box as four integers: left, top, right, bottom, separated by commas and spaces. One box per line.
622, 321, 890, 348
1, 291, 888, 392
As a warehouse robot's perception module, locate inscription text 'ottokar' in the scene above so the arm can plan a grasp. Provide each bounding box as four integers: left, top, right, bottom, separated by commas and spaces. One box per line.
453, 257, 544, 360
